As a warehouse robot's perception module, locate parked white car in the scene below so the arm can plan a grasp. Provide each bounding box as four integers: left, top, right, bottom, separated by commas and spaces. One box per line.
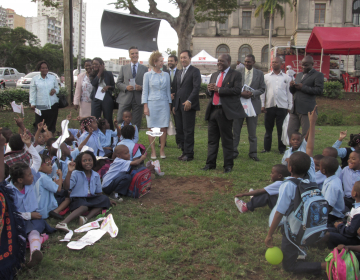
0, 67, 25, 88
16, 72, 61, 90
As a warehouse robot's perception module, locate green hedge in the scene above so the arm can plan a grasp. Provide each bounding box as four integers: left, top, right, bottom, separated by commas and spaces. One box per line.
0, 88, 68, 109
323, 81, 343, 99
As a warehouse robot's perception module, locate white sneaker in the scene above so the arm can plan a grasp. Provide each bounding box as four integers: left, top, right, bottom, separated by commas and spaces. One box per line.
249, 188, 254, 199
234, 198, 249, 213
56, 222, 70, 232
79, 216, 88, 226
109, 192, 123, 202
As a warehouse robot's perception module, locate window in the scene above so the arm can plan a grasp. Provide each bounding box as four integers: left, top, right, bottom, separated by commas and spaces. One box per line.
315, 4, 326, 24
10, 69, 15, 75
353, 0, 360, 25
238, 44, 253, 62
242, 11, 251, 30
265, 16, 274, 30
4, 69, 9, 75
261, 45, 272, 64
219, 19, 228, 30
216, 44, 230, 58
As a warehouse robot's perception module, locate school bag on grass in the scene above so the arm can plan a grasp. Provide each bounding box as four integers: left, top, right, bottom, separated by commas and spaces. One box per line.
283, 177, 328, 255
127, 167, 151, 198
325, 248, 360, 280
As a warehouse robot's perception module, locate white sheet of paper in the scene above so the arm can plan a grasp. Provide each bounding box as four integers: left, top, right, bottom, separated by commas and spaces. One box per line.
95, 86, 105, 100
11, 101, 22, 114
35, 108, 42, 116
67, 229, 106, 250
60, 230, 73, 242
242, 84, 255, 92
129, 79, 136, 87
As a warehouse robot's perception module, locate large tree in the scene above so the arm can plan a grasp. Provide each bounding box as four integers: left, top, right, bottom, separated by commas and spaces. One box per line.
251, 0, 293, 70
112, 0, 238, 55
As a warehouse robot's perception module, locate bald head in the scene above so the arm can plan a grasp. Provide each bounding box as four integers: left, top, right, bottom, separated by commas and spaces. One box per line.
113, 144, 130, 160
322, 147, 338, 158
302, 56, 314, 73
272, 57, 283, 71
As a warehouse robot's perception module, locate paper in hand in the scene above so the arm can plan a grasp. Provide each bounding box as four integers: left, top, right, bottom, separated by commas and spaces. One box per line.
242, 84, 255, 93
35, 108, 42, 116
11, 101, 24, 116
95, 86, 105, 101
129, 79, 136, 87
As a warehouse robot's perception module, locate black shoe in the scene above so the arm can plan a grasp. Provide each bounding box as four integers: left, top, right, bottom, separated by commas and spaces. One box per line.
249, 156, 260, 161
49, 211, 63, 220
181, 155, 193, 162
260, 150, 269, 153
224, 167, 232, 173
201, 165, 215, 171
279, 151, 285, 155
177, 154, 185, 160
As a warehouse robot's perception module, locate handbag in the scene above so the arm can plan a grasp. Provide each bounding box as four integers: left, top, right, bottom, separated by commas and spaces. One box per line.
167, 115, 176, 135
57, 93, 69, 108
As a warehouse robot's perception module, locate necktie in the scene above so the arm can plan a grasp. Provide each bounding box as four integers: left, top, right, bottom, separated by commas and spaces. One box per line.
213, 71, 224, 105
245, 70, 251, 85
170, 70, 174, 82
181, 67, 186, 83
132, 64, 136, 78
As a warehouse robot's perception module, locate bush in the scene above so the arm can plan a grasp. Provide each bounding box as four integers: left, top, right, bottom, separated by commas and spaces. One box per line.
200, 83, 208, 93
328, 112, 343, 126
0, 88, 30, 108
316, 113, 327, 125
323, 81, 344, 99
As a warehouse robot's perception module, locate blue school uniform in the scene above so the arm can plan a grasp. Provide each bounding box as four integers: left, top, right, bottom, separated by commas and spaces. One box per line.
120, 122, 139, 143
99, 129, 118, 148
79, 129, 104, 156
50, 148, 80, 180
339, 166, 360, 198
281, 140, 307, 165
116, 139, 141, 160
264, 181, 283, 195
316, 170, 326, 190
332, 140, 355, 158
68, 128, 81, 141
322, 175, 345, 219
102, 158, 131, 189
34, 172, 59, 219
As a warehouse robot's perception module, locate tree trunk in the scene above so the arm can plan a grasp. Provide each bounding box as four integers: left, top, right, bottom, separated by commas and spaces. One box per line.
268, 14, 273, 72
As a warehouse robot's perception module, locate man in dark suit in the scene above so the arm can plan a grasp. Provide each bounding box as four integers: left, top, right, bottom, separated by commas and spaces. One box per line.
172, 50, 201, 161
201, 54, 242, 173
167, 55, 180, 148
233, 54, 266, 161
288, 56, 324, 139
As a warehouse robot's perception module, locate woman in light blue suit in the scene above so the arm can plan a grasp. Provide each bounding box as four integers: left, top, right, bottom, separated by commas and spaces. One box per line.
142, 51, 172, 159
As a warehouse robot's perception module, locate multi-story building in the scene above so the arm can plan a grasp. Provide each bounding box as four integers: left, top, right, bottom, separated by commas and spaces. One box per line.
119, 57, 131, 66
192, 0, 359, 71
6, 8, 26, 29
37, 0, 86, 58
26, 16, 62, 46
0, 7, 6, 27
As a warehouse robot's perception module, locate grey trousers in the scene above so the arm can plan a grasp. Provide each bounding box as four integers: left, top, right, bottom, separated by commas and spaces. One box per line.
287, 112, 309, 140
117, 95, 143, 129
233, 116, 258, 157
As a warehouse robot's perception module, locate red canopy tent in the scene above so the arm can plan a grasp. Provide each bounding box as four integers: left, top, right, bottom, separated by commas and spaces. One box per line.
306, 27, 360, 71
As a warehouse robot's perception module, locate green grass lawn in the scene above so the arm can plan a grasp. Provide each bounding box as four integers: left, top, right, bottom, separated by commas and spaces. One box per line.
1, 100, 359, 279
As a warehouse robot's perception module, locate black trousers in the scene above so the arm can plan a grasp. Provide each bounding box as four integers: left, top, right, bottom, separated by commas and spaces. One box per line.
327, 213, 344, 228
91, 93, 114, 130
206, 106, 234, 169
281, 235, 322, 274
246, 193, 278, 212
102, 172, 132, 196
175, 105, 196, 158
344, 197, 355, 212
264, 107, 288, 152
326, 231, 360, 249
34, 103, 58, 133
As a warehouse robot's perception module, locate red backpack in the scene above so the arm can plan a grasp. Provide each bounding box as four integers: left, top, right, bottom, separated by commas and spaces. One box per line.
127, 167, 151, 198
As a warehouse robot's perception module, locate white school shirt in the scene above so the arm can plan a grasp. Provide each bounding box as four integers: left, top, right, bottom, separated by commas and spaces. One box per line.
261, 71, 293, 110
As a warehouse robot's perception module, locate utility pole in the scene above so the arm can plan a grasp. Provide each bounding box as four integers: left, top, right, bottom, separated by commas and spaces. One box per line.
77, 0, 83, 73
63, 0, 72, 103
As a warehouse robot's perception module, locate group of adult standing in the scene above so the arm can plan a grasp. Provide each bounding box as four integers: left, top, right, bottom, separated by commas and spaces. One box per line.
29, 47, 324, 173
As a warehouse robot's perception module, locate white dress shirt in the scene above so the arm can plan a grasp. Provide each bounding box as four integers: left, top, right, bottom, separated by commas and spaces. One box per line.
261, 71, 293, 110
212, 67, 230, 105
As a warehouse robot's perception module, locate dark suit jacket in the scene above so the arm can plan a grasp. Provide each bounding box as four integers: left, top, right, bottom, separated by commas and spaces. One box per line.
173, 65, 201, 111
166, 68, 179, 93
236, 67, 266, 118
205, 69, 243, 121
90, 71, 115, 100
290, 68, 324, 114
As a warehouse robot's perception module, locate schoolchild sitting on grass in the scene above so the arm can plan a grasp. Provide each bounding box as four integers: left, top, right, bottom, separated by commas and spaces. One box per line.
78, 117, 104, 157
33, 120, 52, 154
319, 156, 345, 227
120, 111, 139, 143
4, 134, 32, 168
340, 150, 360, 210
325, 181, 360, 249
321, 147, 342, 177
266, 106, 327, 274
98, 118, 121, 156
116, 125, 142, 160
234, 164, 290, 213
55, 151, 112, 232
281, 130, 309, 166
333, 130, 360, 168
314, 154, 325, 190
101, 145, 147, 202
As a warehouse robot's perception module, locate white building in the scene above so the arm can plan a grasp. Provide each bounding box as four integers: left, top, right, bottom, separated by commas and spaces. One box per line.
104, 60, 122, 74
37, 0, 86, 58
26, 16, 62, 46
0, 7, 6, 27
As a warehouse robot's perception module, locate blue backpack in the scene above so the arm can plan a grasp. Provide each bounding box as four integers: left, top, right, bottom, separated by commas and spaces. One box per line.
284, 178, 328, 253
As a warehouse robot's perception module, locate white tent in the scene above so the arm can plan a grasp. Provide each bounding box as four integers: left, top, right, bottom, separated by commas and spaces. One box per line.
191, 50, 218, 65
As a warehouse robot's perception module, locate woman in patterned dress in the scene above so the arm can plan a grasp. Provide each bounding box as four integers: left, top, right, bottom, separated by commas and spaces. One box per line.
74, 59, 93, 117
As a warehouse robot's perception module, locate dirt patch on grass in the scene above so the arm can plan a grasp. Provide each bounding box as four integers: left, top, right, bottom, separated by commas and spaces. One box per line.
139, 176, 232, 209
317, 95, 360, 115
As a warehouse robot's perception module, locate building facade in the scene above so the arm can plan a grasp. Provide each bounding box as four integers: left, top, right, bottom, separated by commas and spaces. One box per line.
192, 0, 359, 71
37, 0, 86, 58
6, 8, 26, 29
26, 16, 62, 46
0, 7, 6, 27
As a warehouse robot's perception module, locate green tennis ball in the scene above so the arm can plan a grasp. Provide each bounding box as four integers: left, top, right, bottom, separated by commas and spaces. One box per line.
265, 246, 283, 265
